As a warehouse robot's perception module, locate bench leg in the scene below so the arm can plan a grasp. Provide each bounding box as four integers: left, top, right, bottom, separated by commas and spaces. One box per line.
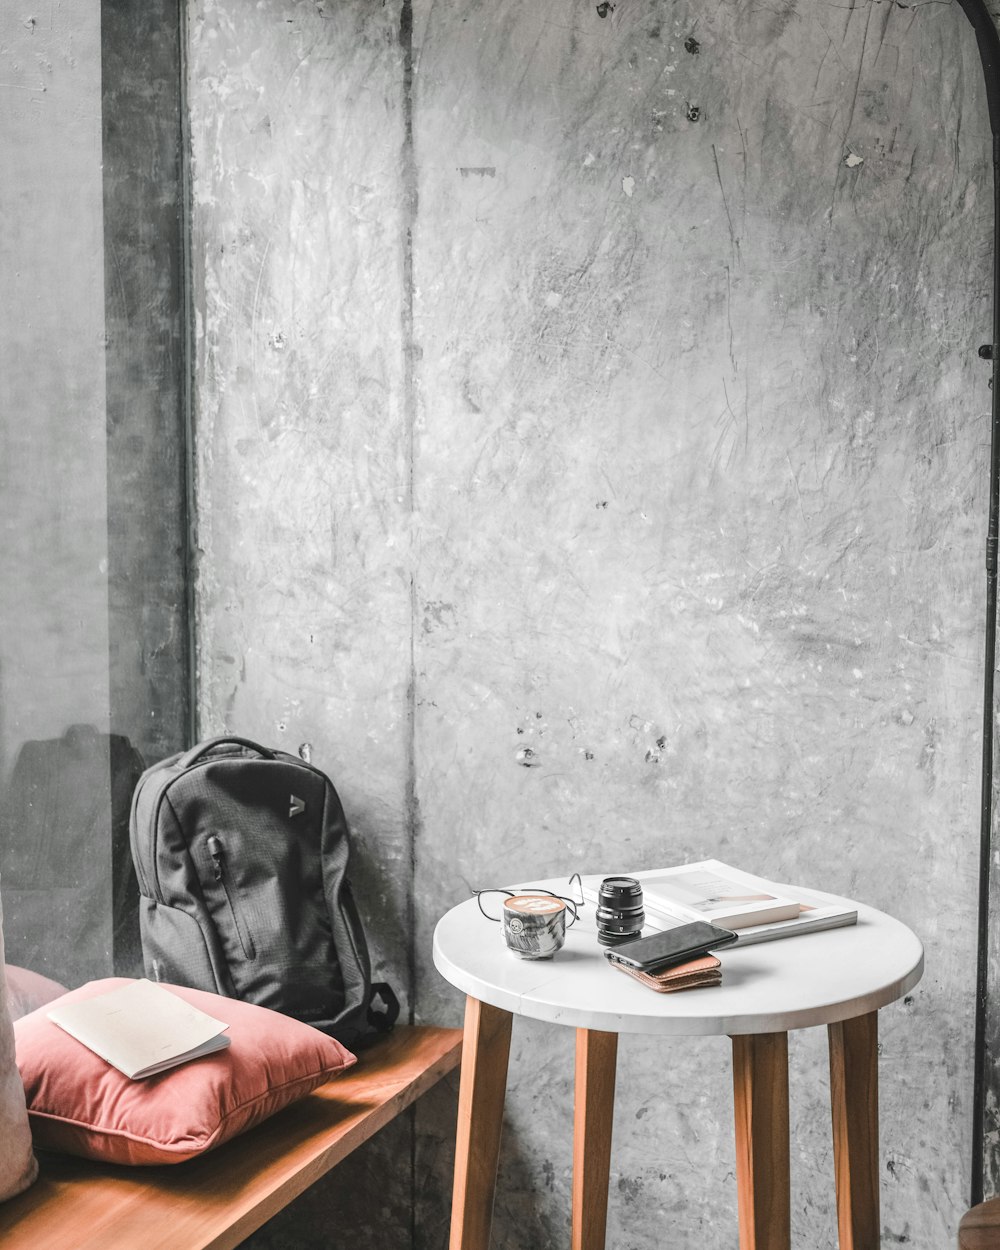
731, 1031, 791, 1250
571, 1028, 618, 1250
449, 996, 512, 1250
828, 1012, 879, 1250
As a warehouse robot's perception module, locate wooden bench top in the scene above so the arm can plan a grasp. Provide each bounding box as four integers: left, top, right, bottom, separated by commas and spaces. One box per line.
0, 1024, 462, 1250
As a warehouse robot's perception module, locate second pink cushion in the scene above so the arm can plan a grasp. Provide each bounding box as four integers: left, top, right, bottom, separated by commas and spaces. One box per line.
5, 965, 67, 1023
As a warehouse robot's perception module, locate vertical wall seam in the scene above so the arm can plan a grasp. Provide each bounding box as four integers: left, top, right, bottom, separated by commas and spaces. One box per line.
178, 0, 199, 750
400, 0, 419, 1033
99, 0, 116, 757
399, 1, 419, 1243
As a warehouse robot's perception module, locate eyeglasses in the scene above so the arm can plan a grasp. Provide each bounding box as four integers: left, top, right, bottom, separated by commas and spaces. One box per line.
472, 873, 585, 926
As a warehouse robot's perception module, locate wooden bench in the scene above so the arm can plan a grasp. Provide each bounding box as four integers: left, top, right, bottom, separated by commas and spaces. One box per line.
0, 1024, 462, 1250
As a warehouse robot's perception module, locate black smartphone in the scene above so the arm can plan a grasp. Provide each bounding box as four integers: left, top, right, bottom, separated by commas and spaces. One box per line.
603, 920, 738, 972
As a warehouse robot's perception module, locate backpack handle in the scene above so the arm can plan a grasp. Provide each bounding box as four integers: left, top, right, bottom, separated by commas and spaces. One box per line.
179, 736, 277, 769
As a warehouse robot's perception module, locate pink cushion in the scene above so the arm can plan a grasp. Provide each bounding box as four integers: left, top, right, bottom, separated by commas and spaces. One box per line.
4, 966, 67, 1023
14, 978, 356, 1165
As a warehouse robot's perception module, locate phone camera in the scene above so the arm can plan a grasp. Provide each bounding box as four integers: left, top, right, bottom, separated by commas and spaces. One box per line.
596, 876, 645, 946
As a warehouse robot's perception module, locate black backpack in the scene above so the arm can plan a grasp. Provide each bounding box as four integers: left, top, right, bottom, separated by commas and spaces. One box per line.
129, 736, 398, 1048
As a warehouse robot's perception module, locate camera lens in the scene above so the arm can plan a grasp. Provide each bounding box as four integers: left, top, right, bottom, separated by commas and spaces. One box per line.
596, 876, 645, 946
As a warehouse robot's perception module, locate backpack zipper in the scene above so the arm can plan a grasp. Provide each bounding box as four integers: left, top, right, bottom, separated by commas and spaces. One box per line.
207, 835, 257, 960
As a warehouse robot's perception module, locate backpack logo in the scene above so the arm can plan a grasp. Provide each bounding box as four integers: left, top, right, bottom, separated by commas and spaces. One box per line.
289, 794, 306, 818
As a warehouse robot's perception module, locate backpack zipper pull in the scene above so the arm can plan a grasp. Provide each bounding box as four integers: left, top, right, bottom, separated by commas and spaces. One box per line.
208, 835, 224, 878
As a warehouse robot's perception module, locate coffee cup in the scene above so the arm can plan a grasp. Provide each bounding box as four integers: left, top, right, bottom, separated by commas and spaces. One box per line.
501, 894, 567, 959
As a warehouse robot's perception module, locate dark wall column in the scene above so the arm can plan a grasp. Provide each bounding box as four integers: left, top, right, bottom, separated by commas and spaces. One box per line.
102, 0, 190, 973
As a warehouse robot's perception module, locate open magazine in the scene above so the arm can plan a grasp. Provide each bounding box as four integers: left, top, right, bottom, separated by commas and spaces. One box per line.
582, 859, 857, 946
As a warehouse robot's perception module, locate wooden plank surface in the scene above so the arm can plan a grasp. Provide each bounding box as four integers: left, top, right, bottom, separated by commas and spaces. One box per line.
571, 1028, 618, 1250
448, 997, 513, 1250
0, 1024, 461, 1250
731, 1031, 791, 1250
828, 1012, 879, 1249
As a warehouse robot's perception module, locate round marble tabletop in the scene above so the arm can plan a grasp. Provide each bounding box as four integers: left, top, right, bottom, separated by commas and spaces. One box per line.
432, 879, 924, 1036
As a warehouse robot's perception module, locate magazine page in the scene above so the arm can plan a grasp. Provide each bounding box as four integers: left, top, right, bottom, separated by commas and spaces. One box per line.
635, 861, 801, 929
581, 861, 858, 945
639, 880, 858, 944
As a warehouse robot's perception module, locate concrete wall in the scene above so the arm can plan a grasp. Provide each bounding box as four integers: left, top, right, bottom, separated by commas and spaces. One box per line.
0, 3, 115, 980
103, 0, 191, 771
0, 0, 188, 983
0, 4, 110, 771
190, 0, 988, 1245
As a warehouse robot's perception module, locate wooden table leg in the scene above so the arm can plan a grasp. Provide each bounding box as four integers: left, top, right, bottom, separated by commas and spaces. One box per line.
828, 1011, 879, 1250
571, 1028, 619, 1250
449, 996, 513, 1250
450, 995, 512, 1250
731, 1031, 791, 1250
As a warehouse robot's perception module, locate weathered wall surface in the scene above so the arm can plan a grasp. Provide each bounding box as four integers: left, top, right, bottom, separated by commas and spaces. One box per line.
102, 0, 190, 974
188, 3, 417, 1242
0, 4, 115, 979
103, 0, 191, 772
0, 0, 189, 983
191, 0, 988, 1245
0, 5, 110, 771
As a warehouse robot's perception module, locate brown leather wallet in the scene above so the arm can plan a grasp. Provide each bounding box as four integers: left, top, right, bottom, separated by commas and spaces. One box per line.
610, 953, 722, 993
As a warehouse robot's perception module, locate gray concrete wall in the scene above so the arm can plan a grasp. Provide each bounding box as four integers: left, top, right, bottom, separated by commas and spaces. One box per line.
0, 0, 189, 983
103, 0, 191, 771
0, 4, 110, 770
190, 0, 987, 1245
0, 2, 114, 979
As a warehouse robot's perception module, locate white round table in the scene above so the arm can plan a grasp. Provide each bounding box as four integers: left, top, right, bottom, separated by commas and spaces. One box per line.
433, 880, 924, 1250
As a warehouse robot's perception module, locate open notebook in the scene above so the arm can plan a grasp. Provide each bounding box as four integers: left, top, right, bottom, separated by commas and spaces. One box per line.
47, 979, 230, 1080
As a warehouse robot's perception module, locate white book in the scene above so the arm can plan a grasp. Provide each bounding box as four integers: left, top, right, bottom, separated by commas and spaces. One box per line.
47, 979, 230, 1080
582, 860, 857, 946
